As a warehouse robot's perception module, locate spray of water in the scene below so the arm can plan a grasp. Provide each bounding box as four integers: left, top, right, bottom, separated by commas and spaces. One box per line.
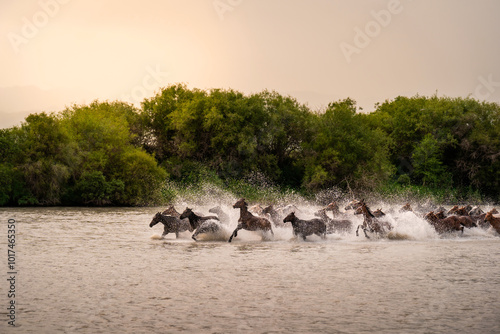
150, 183, 499, 242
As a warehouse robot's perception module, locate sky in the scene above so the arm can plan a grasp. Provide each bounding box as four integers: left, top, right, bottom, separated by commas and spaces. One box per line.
1, 0, 500, 128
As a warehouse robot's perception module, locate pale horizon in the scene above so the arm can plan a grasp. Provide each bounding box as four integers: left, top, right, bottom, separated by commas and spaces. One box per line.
2, 0, 500, 128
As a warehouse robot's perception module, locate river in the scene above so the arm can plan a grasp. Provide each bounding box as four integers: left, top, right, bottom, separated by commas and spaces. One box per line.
0, 205, 499, 333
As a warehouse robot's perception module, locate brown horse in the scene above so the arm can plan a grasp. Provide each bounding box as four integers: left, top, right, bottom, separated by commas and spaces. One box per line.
484, 211, 500, 235
424, 211, 465, 234
435, 210, 447, 220
355, 200, 392, 238
399, 203, 413, 213
283, 212, 326, 240
354, 206, 386, 218
447, 205, 471, 216
229, 198, 274, 242
324, 202, 341, 216
344, 199, 362, 211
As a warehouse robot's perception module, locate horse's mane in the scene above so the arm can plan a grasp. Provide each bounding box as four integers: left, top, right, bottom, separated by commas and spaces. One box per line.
362, 201, 376, 218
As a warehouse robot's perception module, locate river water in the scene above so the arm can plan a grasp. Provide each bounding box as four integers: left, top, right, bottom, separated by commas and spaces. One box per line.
1, 205, 499, 333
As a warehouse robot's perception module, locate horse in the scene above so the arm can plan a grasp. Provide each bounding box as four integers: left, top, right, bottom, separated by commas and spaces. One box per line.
283, 212, 326, 240
468, 206, 484, 216
262, 205, 285, 227
314, 208, 352, 234
344, 199, 362, 211
208, 205, 231, 225
399, 203, 413, 213
162, 205, 181, 217
179, 208, 221, 241
424, 211, 465, 234
228, 198, 274, 242
447, 205, 470, 216
324, 202, 341, 216
354, 206, 386, 218
484, 211, 500, 235
355, 200, 392, 238
149, 212, 192, 238
435, 210, 447, 220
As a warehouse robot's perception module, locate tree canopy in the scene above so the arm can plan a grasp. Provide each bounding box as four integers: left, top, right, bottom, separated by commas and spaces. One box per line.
1, 85, 499, 206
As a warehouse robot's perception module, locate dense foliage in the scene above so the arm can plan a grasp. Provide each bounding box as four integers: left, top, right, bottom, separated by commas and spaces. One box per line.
1, 84, 499, 206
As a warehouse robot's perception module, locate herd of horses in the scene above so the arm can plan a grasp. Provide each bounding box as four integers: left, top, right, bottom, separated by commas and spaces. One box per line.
149, 198, 500, 242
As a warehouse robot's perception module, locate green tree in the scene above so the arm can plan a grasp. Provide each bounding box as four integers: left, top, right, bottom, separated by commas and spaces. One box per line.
412, 134, 448, 187
302, 99, 393, 191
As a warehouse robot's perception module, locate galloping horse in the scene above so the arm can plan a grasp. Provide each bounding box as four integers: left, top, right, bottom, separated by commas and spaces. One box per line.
149, 212, 192, 238
424, 211, 464, 234
180, 208, 221, 241
355, 200, 392, 238
484, 211, 500, 235
262, 205, 285, 228
324, 201, 341, 216
314, 208, 352, 234
283, 212, 326, 240
228, 198, 274, 242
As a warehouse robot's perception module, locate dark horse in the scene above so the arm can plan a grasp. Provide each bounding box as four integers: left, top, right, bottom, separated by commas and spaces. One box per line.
149, 212, 192, 238
355, 200, 392, 238
283, 212, 326, 240
228, 198, 274, 242
179, 208, 221, 241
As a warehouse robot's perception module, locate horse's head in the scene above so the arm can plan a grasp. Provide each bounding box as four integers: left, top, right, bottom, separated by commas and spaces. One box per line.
447, 205, 459, 215
209, 206, 221, 215
283, 212, 296, 223
325, 202, 340, 213
424, 211, 438, 223
344, 200, 361, 211
262, 205, 274, 214
163, 205, 180, 217
233, 198, 248, 209
400, 203, 412, 212
149, 212, 162, 227
435, 210, 446, 219
455, 206, 469, 215
469, 206, 484, 216
180, 208, 193, 220
314, 208, 326, 218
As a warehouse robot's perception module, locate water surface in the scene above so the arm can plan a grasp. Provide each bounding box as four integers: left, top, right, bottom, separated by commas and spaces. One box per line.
1, 207, 499, 333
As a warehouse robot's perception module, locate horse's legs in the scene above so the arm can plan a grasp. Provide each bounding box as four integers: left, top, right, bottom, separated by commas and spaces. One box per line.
356, 225, 362, 236
363, 228, 370, 239
175, 231, 179, 239
161, 232, 167, 239
228, 225, 242, 243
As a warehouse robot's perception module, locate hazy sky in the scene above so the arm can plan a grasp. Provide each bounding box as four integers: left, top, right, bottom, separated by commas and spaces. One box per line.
2, 0, 500, 128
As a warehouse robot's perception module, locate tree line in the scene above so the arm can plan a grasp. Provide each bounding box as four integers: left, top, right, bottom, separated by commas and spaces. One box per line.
1, 83, 499, 206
